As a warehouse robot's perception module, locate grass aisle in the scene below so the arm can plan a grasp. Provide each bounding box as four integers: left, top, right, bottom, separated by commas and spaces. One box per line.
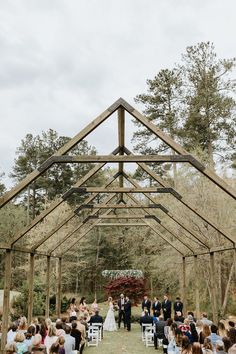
85, 324, 159, 354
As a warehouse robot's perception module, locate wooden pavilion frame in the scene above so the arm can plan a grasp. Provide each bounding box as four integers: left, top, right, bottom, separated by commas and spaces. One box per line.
0, 98, 236, 351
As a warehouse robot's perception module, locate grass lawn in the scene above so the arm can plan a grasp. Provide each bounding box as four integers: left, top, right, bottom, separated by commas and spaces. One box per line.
85, 323, 161, 354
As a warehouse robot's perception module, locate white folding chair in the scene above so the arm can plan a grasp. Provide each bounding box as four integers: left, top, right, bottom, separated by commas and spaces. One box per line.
87, 325, 99, 347
145, 325, 155, 347
91, 322, 103, 341
141, 323, 153, 342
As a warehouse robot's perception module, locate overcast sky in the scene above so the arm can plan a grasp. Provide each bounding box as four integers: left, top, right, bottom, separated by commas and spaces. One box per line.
0, 0, 235, 188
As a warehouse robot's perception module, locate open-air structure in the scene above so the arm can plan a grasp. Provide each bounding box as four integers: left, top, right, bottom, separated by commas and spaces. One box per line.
0, 98, 235, 351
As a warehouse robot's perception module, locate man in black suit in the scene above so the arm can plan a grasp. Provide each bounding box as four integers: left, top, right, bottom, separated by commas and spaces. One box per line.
152, 297, 162, 317
124, 296, 131, 331
154, 315, 166, 350
142, 295, 151, 315
162, 294, 172, 321
140, 309, 153, 331
88, 310, 104, 338
174, 296, 183, 315
118, 293, 126, 328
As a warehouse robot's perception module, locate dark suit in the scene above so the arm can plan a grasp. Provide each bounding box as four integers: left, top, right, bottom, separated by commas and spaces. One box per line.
89, 314, 103, 338
71, 328, 82, 351
124, 300, 131, 331
162, 300, 171, 321
174, 300, 183, 314
152, 301, 162, 317
140, 314, 153, 331
142, 299, 151, 315
118, 298, 126, 328
154, 320, 166, 348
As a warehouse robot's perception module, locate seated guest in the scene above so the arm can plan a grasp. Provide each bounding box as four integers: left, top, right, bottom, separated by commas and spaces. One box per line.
89, 310, 103, 325
55, 322, 65, 337
188, 311, 196, 323
154, 315, 166, 350
29, 334, 47, 354
64, 326, 75, 354
219, 322, 227, 338
18, 317, 28, 334
207, 325, 222, 347
202, 337, 214, 354
222, 337, 232, 353
192, 342, 203, 354
179, 319, 190, 336
44, 325, 58, 354
195, 320, 203, 336
174, 313, 184, 326
201, 313, 212, 327
229, 344, 236, 354
76, 317, 86, 354
14, 332, 28, 354
24, 326, 35, 349
61, 317, 68, 331
5, 343, 17, 354
70, 322, 82, 353
215, 340, 227, 354
189, 322, 199, 343
7, 323, 18, 344
181, 335, 192, 354
140, 309, 153, 330
228, 322, 236, 345
200, 324, 211, 344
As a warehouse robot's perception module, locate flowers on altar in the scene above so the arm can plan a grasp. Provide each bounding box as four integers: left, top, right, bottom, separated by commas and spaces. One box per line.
102, 269, 143, 279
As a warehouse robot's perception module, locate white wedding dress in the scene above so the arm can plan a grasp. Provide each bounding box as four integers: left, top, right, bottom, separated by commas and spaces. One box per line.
103, 302, 117, 331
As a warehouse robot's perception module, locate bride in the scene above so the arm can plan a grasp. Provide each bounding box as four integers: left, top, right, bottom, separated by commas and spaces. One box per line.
103, 297, 117, 331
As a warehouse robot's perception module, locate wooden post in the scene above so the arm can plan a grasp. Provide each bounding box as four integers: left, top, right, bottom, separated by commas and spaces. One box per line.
1, 249, 12, 352
118, 107, 125, 196
209, 252, 217, 323
194, 255, 200, 319
234, 248, 236, 279
28, 253, 35, 324
56, 258, 62, 318
182, 257, 187, 317
45, 256, 51, 318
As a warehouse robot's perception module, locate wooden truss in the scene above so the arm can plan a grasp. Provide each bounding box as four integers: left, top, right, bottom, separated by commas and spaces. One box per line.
0, 98, 236, 349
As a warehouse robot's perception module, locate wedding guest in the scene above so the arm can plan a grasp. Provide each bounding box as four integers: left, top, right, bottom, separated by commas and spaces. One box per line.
70, 322, 82, 353
207, 325, 222, 347
164, 318, 173, 340
202, 338, 214, 354
190, 322, 199, 343
5, 343, 17, 354
142, 295, 151, 315
24, 326, 35, 349
7, 323, 18, 344
195, 320, 203, 335
29, 334, 47, 354
152, 297, 162, 317
162, 295, 171, 321
181, 336, 192, 354
199, 324, 211, 344
40, 320, 48, 344
228, 322, 236, 344
18, 317, 28, 334
61, 317, 68, 331
179, 319, 190, 336
174, 313, 184, 326
140, 309, 153, 330
57, 337, 65, 354
222, 336, 232, 353
154, 315, 166, 350
215, 340, 227, 354
64, 326, 75, 354
201, 313, 212, 327
69, 298, 77, 322
229, 344, 236, 354
44, 325, 58, 354
14, 332, 28, 354
76, 316, 86, 353
219, 322, 227, 338
89, 310, 103, 325
192, 342, 203, 354
55, 322, 65, 337
31, 318, 40, 334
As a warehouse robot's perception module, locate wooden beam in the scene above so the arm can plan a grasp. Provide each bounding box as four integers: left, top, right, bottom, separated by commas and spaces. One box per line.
182, 257, 187, 317
122, 98, 236, 200
45, 256, 51, 318
56, 258, 62, 318
209, 252, 217, 323
27, 253, 35, 324
79, 203, 161, 209
185, 244, 236, 257
0, 103, 120, 208
88, 215, 155, 219
1, 250, 12, 351
194, 255, 200, 319
118, 107, 125, 193
94, 223, 148, 226
124, 148, 235, 245
31, 172, 119, 251
10, 147, 120, 247
66, 187, 178, 194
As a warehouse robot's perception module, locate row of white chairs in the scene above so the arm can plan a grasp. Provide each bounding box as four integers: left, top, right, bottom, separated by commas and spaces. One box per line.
87, 323, 103, 347
141, 323, 163, 348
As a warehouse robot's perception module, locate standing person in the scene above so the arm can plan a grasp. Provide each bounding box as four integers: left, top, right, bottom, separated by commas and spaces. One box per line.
103, 297, 117, 332
154, 315, 166, 350
118, 294, 126, 329
142, 295, 151, 315
91, 298, 99, 315
124, 296, 131, 332
162, 295, 172, 321
79, 297, 87, 314
174, 297, 183, 315
152, 297, 162, 317
68, 298, 77, 322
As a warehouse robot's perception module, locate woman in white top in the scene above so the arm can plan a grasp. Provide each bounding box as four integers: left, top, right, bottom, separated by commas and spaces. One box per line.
103, 297, 117, 332
44, 325, 58, 354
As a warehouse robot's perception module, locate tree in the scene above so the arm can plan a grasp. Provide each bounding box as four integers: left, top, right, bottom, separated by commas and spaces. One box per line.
0, 170, 5, 195
10, 129, 97, 219
180, 42, 236, 166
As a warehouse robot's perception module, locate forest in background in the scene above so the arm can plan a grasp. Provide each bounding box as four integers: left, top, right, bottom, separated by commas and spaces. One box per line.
0, 42, 235, 319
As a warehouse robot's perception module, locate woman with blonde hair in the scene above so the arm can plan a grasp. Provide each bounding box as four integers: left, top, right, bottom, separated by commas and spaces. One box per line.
5, 343, 17, 354
199, 324, 211, 344
103, 297, 117, 332
18, 317, 28, 334
29, 334, 47, 354
44, 326, 58, 354
14, 332, 28, 354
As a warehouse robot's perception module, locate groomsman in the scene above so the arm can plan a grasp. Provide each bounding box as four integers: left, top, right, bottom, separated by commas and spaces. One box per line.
124, 296, 131, 331
162, 294, 172, 321
152, 297, 162, 317
118, 294, 126, 328
174, 296, 183, 315
142, 295, 151, 315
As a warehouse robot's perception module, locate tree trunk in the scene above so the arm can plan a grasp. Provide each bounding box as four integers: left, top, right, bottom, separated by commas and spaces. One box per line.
221, 260, 234, 316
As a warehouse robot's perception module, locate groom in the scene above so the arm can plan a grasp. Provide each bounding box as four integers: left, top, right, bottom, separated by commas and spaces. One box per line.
124, 296, 131, 331
118, 293, 126, 328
